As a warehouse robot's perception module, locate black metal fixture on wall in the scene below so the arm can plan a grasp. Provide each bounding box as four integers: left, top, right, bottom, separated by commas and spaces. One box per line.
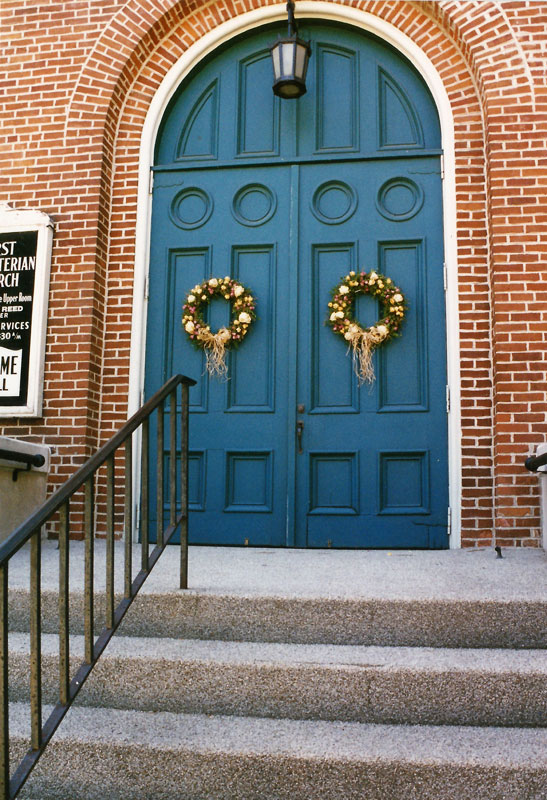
270, 1, 312, 99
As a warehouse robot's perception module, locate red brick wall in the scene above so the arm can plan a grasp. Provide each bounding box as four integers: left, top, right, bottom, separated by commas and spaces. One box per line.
1, 0, 546, 547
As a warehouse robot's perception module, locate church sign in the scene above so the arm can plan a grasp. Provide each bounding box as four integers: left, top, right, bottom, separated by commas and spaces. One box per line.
0, 207, 53, 417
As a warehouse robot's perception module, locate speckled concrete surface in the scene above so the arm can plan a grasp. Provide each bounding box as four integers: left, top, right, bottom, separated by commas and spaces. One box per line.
10, 541, 547, 800
8, 632, 547, 727
6, 542, 547, 799
7, 540, 547, 599
7, 542, 547, 647
13, 704, 547, 800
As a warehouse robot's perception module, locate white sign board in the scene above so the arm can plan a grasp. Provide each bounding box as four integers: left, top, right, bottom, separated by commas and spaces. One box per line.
0, 206, 53, 417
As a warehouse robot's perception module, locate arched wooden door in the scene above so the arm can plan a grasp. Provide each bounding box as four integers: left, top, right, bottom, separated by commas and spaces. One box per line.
145, 23, 449, 548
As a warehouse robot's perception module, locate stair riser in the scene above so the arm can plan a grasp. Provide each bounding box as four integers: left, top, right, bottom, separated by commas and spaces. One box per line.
9, 652, 545, 728
15, 739, 546, 800
8, 591, 547, 648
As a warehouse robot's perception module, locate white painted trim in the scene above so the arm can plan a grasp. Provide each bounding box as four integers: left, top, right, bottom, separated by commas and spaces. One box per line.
129, 2, 462, 547
0, 206, 54, 418
536, 443, 547, 550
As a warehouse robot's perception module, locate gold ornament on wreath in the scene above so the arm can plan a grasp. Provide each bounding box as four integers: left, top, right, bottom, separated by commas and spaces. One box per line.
327, 270, 407, 385
182, 277, 256, 379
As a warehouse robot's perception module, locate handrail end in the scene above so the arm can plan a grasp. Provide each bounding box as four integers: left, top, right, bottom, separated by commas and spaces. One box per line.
178, 374, 197, 387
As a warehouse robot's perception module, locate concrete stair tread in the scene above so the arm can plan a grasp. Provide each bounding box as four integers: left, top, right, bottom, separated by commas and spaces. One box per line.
8, 631, 547, 673
9, 633, 546, 728
11, 703, 547, 766
7, 541, 547, 601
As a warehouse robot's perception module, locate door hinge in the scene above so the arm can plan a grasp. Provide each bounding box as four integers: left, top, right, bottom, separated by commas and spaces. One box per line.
440, 154, 445, 181
443, 262, 448, 292
446, 385, 450, 413
148, 169, 154, 194
144, 272, 150, 301
447, 507, 452, 536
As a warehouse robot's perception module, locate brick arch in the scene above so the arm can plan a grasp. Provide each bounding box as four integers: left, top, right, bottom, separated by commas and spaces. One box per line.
416, 1, 542, 546
65, 0, 536, 142
416, 0, 536, 114
67, 0, 538, 547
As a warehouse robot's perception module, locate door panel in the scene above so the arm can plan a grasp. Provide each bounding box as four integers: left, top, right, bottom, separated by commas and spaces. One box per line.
295, 160, 447, 547
146, 166, 293, 545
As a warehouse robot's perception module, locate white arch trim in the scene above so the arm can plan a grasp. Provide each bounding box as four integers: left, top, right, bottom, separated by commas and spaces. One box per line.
129, 2, 462, 547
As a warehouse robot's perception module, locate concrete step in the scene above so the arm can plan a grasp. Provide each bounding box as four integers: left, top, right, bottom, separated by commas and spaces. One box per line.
8, 588, 547, 648
7, 542, 547, 648
8, 633, 547, 728
12, 703, 547, 800
6, 546, 547, 798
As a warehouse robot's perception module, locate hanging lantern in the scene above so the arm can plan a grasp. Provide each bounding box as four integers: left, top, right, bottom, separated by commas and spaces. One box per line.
270, 1, 311, 99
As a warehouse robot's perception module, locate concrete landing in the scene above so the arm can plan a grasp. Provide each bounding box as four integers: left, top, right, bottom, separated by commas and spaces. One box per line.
6, 540, 547, 601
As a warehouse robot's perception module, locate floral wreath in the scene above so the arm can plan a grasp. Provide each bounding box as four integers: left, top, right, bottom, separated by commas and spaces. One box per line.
327, 270, 407, 384
182, 277, 256, 378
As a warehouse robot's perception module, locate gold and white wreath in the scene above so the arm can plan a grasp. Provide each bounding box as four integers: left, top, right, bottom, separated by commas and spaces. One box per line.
327, 270, 407, 384
182, 277, 256, 378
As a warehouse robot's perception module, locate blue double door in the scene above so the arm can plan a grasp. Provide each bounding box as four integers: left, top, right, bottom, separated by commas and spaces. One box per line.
148, 158, 448, 548
146, 23, 449, 548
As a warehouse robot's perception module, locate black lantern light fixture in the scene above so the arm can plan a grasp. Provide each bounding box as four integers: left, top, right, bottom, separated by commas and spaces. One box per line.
270, 1, 311, 99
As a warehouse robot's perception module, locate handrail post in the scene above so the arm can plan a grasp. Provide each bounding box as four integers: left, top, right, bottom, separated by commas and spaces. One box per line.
180, 381, 190, 589
84, 477, 94, 664
169, 389, 177, 529
30, 530, 42, 751
156, 403, 164, 548
141, 418, 149, 572
106, 457, 115, 629
0, 562, 9, 800
124, 439, 132, 599
58, 502, 70, 705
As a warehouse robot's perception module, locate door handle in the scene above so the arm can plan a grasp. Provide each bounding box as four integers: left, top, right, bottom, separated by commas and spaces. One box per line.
296, 420, 304, 454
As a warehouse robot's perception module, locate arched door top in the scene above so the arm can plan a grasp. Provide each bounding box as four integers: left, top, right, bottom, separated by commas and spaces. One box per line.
154, 24, 441, 167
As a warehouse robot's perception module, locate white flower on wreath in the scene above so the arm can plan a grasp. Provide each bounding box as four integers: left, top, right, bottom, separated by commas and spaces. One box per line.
368, 271, 378, 283
344, 323, 360, 341
335, 311, 344, 318
187, 294, 195, 303
238, 312, 252, 324
392, 293, 403, 303
185, 321, 195, 333
376, 324, 388, 337
208, 278, 218, 287
339, 285, 349, 295
233, 284, 244, 297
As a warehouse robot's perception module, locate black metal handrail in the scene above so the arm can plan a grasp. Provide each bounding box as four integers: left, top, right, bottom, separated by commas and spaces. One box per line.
0, 374, 196, 799
524, 451, 547, 473
0, 450, 45, 469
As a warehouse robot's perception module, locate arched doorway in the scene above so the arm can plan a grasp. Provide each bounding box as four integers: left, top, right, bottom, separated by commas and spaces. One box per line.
145, 22, 448, 548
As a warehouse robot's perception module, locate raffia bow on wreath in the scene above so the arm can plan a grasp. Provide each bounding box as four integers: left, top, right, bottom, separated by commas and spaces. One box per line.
196, 327, 232, 379
344, 324, 389, 385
